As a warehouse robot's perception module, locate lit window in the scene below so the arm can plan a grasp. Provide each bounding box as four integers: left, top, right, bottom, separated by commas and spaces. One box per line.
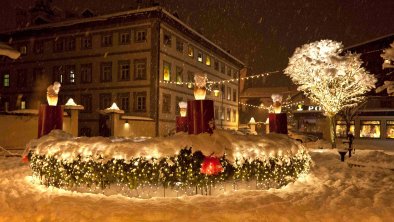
360, 120, 380, 138
197, 51, 203, 62
3, 73, 10, 87
335, 120, 355, 138
227, 87, 231, 100
163, 61, 171, 81
188, 45, 194, 57
226, 108, 231, 121
66, 65, 76, 83
386, 121, 394, 139
205, 55, 211, 66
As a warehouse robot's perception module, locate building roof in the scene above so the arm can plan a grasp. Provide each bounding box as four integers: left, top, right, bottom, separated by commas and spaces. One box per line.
344, 33, 394, 51
0, 7, 244, 67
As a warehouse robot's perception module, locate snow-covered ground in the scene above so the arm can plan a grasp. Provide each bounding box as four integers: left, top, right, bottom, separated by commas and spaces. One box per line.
1, 140, 393, 222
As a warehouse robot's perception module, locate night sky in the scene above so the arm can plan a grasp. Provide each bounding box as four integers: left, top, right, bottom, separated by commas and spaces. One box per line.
1, 0, 393, 86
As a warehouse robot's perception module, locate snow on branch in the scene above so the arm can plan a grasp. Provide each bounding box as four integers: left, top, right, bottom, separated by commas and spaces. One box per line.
381, 41, 394, 70
284, 40, 377, 117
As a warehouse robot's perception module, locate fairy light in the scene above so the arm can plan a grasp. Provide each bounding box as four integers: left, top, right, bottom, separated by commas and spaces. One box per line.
28, 146, 311, 198
159, 70, 280, 86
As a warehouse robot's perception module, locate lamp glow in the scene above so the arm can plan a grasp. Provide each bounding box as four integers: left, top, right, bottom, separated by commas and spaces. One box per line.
47, 82, 61, 106
178, 101, 187, 117
194, 73, 207, 100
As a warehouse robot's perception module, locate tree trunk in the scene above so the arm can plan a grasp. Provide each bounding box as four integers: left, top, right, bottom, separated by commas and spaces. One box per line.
328, 115, 336, 148
345, 121, 351, 136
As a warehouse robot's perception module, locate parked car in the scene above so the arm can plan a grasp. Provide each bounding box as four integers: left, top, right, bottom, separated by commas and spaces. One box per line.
288, 130, 319, 143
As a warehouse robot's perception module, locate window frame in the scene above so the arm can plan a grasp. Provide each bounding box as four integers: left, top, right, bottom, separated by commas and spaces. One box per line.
80, 64, 92, 83
134, 58, 147, 80
162, 93, 171, 113
80, 94, 93, 113
135, 29, 147, 43
100, 62, 112, 82
118, 60, 130, 81
101, 33, 113, 47
134, 91, 147, 112
119, 30, 131, 45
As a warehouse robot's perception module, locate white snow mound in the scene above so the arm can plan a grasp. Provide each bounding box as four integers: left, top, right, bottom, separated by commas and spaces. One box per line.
30, 130, 304, 163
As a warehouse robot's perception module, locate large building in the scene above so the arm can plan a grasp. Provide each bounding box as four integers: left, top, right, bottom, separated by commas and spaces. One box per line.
0, 6, 244, 137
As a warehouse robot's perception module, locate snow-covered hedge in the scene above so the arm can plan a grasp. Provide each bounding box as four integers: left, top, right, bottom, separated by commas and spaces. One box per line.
28, 130, 311, 196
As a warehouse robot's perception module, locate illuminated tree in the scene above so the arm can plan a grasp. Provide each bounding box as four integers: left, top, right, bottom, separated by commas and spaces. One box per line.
381, 41, 394, 70
284, 40, 377, 148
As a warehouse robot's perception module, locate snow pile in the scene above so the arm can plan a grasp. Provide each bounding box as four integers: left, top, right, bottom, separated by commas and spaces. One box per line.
347, 151, 394, 169
0, 148, 393, 221
30, 130, 304, 163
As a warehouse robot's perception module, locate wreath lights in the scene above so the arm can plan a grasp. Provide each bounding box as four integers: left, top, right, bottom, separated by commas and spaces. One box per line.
28, 146, 311, 197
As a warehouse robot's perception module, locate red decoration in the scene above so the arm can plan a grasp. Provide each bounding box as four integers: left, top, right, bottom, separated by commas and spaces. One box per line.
21, 155, 29, 163
176, 116, 188, 132
187, 100, 215, 135
200, 156, 223, 175
269, 113, 288, 134
38, 104, 64, 138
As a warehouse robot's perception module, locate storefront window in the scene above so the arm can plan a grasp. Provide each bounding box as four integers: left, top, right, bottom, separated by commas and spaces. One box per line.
360, 120, 380, 138
335, 120, 355, 138
386, 121, 394, 139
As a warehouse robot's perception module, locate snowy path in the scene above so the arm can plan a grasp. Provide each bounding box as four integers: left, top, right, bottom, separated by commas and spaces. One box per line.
0, 150, 393, 222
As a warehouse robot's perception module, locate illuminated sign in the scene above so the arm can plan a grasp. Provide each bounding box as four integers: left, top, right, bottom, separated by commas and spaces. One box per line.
296, 105, 322, 111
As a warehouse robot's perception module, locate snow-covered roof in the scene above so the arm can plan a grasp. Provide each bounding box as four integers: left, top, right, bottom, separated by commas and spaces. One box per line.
1, 7, 244, 67
344, 33, 394, 51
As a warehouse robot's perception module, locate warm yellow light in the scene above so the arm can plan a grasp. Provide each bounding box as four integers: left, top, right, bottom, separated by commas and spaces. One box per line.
205, 55, 211, 66
194, 88, 206, 100
163, 64, 170, 81
178, 102, 187, 117
213, 89, 220, 97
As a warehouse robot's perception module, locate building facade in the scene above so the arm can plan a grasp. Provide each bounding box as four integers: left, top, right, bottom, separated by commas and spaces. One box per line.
0, 7, 244, 137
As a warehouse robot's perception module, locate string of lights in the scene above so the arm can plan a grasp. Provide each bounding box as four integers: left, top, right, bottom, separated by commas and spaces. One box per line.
159, 70, 281, 86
